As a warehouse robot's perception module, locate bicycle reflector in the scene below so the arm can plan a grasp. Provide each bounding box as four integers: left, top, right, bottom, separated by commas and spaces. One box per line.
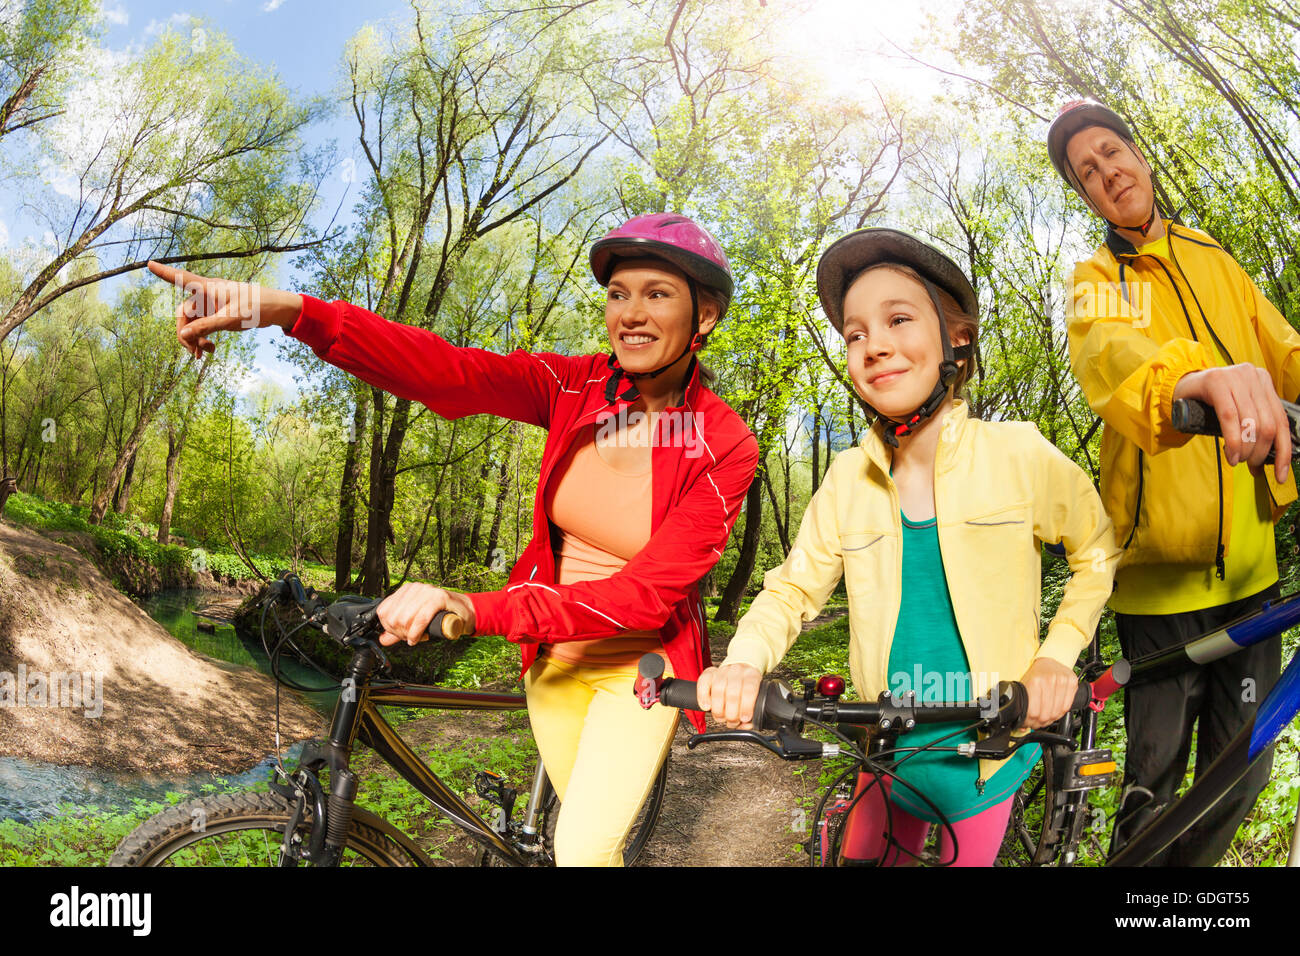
817, 675, 846, 699
1078, 759, 1119, 776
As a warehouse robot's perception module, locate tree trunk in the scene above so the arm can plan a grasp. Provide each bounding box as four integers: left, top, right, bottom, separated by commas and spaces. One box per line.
483, 444, 511, 567
811, 403, 823, 495
467, 445, 492, 560
156, 358, 210, 544
158, 426, 182, 542
714, 464, 764, 624
360, 392, 411, 596
90, 384, 173, 524
334, 399, 368, 592
112, 448, 138, 514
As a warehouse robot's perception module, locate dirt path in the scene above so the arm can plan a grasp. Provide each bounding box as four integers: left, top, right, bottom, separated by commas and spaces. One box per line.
370, 611, 848, 867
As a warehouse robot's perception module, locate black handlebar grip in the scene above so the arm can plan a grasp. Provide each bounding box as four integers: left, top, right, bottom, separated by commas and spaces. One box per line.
659, 678, 701, 710
1071, 681, 1092, 712
427, 610, 467, 641
1170, 398, 1221, 437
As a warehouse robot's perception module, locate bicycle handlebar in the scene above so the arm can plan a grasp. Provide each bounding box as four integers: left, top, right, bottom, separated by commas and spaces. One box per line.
1171, 396, 1300, 463
268, 572, 468, 644
637, 654, 1130, 737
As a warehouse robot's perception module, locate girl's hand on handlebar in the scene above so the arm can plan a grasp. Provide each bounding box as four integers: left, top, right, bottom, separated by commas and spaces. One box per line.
146, 261, 304, 359
375, 583, 477, 647
695, 662, 763, 729
1173, 365, 1291, 483
1018, 657, 1077, 729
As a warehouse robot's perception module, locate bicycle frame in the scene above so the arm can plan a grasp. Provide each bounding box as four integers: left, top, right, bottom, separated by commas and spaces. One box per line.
1108, 594, 1300, 866
297, 643, 539, 866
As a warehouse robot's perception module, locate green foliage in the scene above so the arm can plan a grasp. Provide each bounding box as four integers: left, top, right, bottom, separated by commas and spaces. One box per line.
0, 783, 251, 866
442, 634, 521, 689
3, 490, 276, 584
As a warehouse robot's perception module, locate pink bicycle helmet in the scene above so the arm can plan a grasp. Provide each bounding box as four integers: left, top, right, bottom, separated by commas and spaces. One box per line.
590, 213, 733, 315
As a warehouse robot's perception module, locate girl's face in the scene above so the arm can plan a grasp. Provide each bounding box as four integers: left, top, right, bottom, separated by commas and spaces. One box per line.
841, 267, 968, 420
605, 259, 719, 375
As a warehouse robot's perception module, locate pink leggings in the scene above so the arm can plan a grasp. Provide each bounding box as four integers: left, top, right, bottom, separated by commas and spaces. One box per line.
833, 773, 1013, 867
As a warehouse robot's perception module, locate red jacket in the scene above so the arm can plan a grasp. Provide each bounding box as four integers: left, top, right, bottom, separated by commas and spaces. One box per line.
288, 295, 760, 731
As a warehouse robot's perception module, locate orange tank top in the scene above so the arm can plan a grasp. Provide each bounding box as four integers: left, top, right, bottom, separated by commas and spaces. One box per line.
541, 424, 662, 667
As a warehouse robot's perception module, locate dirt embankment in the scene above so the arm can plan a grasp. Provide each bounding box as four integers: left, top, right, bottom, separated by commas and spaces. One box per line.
0, 522, 320, 773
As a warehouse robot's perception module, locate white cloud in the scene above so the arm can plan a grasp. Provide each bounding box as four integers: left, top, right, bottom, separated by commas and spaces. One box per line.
144, 13, 194, 37
100, 1, 128, 26
262, 0, 287, 10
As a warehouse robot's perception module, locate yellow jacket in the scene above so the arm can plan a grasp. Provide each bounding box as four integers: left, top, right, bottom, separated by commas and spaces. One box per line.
721, 401, 1120, 783
1068, 223, 1300, 572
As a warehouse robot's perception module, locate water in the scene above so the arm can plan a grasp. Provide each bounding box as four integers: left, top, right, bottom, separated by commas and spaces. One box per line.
0, 589, 332, 824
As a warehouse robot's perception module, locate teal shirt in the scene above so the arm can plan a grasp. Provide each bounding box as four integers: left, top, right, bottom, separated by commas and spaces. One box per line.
886, 513, 1039, 823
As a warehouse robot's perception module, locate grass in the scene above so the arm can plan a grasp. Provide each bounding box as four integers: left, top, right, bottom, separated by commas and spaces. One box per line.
3, 491, 285, 585
0, 782, 258, 866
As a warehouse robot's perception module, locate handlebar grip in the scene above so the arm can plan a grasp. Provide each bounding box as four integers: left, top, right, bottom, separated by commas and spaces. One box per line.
1090, 658, 1131, 703
659, 678, 701, 710
1170, 398, 1221, 437
1071, 682, 1091, 712
428, 610, 468, 641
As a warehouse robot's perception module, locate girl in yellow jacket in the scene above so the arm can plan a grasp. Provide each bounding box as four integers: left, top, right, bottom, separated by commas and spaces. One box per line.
700, 229, 1121, 865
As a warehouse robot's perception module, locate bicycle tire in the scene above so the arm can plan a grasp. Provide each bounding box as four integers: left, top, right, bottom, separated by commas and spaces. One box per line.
109, 791, 418, 867
476, 754, 669, 866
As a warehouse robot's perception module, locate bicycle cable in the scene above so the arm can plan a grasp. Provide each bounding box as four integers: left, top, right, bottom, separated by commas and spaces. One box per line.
814, 717, 990, 866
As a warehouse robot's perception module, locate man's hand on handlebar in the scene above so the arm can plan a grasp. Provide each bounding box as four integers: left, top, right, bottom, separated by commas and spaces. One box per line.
695, 662, 763, 729
376, 583, 476, 647
1018, 657, 1078, 730
1173, 364, 1291, 482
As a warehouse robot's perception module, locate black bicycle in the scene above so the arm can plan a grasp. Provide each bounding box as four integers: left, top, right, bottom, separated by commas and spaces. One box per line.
634, 653, 1126, 866
108, 573, 666, 866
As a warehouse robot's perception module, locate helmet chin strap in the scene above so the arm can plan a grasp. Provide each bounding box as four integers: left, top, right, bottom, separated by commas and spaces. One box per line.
861, 278, 974, 449
604, 279, 704, 403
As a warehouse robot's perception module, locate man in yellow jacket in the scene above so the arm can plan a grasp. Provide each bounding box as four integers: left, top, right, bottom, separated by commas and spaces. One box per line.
1052, 98, 1300, 865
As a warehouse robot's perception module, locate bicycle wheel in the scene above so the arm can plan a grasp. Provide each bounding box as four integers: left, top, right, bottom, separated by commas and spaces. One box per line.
622, 751, 668, 865
1001, 734, 1094, 866
109, 791, 418, 867
476, 753, 669, 866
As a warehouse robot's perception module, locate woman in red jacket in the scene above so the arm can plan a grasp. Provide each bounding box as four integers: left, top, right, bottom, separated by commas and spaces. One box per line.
150, 213, 759, 865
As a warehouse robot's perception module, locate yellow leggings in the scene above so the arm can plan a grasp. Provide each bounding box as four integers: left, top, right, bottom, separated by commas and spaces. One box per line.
523, 655, 678, 866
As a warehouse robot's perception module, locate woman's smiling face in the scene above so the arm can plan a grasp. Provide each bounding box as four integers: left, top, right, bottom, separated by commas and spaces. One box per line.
842, 266, 967, 419
604, 259, 718, 374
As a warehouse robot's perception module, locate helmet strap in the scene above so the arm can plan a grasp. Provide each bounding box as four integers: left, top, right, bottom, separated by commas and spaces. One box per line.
866, 278, 973, 447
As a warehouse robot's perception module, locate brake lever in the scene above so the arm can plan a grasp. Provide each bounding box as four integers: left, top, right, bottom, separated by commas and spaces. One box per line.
965, 729, 1077, 759
686, 728, 835, 761
687, 730, 783, 756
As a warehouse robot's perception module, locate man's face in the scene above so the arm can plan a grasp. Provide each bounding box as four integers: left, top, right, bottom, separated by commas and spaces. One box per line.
1064, 125, 1155, 226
